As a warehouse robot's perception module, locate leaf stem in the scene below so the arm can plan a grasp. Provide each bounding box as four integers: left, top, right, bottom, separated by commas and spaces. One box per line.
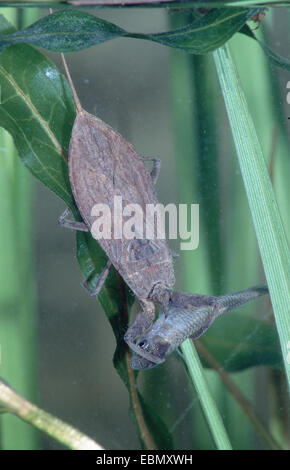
0, 379, 103, 450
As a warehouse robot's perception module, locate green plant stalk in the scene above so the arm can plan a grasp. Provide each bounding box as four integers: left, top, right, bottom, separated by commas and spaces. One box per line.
0, 8, 38, 450
181, 340, 232, 450
213, 44, 290, 387
191, 54, 223, 294
0, 131, 37, 450
0, 379, 103, 450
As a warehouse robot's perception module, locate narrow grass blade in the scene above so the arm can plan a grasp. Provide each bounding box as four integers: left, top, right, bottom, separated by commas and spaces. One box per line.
181, 340, 232, 450
213, 44, 290, 387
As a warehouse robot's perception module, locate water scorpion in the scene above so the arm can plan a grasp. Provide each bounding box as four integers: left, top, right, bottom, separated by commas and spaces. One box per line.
58, 54, 175, 341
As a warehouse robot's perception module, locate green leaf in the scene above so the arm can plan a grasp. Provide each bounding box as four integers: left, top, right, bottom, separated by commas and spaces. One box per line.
0, 42, 75, 208
0, 10, 127, 52
0, 8, 258, 55
2, 7, 288, 71
3, 8, 289, 84
136, 8, 258, 53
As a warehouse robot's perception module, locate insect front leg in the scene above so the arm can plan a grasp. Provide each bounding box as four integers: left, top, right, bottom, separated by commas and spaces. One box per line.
58, 207, 89, 232
124, 298, 155, 344
83, 260, 112, 297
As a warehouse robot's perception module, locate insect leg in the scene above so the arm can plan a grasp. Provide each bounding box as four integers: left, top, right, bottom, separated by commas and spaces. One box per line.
58, 207, 89, 232
124, 299, 155, 343
83, 260, 112, 297
141, 156, 161, 185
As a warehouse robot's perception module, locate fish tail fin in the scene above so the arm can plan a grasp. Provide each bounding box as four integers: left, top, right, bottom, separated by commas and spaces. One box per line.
216, 284, 268, 317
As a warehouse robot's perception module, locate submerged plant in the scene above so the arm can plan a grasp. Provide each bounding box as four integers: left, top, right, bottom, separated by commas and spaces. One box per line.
0, 3, 288, 451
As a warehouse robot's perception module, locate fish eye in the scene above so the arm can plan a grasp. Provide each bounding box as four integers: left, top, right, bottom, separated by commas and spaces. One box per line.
137, 339, 148, 350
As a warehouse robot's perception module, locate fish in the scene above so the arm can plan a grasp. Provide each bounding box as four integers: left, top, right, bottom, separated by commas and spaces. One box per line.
129, 285, 269, 370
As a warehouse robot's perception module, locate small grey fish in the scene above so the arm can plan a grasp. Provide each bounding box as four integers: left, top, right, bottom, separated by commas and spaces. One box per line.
129, 285, 268, 370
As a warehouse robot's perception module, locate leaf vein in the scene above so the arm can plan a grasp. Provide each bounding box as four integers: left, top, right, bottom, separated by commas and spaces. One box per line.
0, 65, 65, 157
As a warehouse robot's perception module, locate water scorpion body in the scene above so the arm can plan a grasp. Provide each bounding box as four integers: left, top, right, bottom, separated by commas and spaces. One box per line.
59, 55, 175, 341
